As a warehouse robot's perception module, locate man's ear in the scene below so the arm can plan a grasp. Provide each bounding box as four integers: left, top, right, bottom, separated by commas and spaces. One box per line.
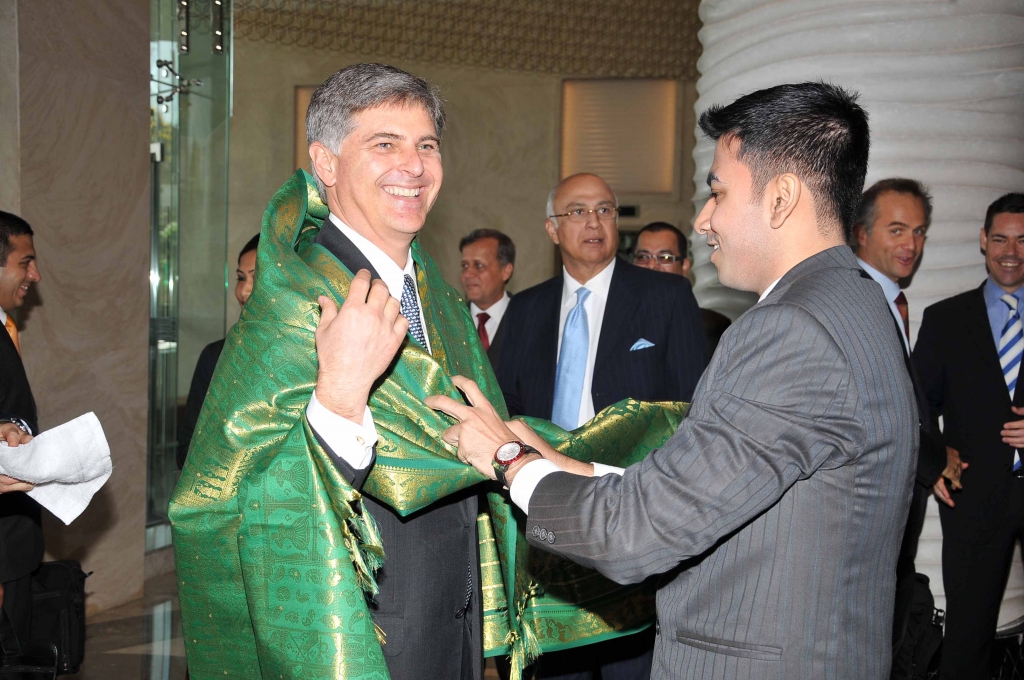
768, 173, 800, 230
854, 224, 868, 249
980, 225, 988, 254
501, 263, 514, 284
681, 258, 692, 277
309, 141, 338, 189
545, 219, 560, 245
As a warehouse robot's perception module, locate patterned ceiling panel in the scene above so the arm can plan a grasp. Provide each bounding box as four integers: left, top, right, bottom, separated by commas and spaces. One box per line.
234, 0, 702, 79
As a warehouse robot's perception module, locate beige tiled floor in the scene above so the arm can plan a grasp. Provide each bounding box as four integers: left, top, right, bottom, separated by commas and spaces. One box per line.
66, 570, 500, 679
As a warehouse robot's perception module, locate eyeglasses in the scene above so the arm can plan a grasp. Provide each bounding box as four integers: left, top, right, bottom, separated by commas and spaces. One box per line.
633, 252, 683, 265
548, 206, 618, 223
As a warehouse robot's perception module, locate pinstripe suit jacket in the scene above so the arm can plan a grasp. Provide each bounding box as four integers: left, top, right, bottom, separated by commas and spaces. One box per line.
526, 246, 917, 679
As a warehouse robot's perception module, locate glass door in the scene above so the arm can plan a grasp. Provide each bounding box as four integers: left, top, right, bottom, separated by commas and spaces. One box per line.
147, 0, 231, 551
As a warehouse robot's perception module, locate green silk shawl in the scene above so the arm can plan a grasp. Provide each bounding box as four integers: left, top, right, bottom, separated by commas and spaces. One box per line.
169, 170, 688, 680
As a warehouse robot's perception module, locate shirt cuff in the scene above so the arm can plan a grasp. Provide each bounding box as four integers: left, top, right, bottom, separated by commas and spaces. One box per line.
306, 391, 377, 470
509, 458, 561, 515
592, 463, 625, 477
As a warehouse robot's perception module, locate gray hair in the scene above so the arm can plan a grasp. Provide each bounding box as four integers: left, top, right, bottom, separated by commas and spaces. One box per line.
545, 175, 619, 228
306, 63, 447, 202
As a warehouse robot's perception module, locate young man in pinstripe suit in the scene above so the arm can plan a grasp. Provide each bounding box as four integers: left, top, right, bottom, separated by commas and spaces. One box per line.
430, 82, 917, 680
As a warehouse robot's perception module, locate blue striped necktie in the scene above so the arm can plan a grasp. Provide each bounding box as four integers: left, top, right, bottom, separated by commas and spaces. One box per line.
551, 287, 591, 431
401, 273, 428, 350
999, 294, 1022, 472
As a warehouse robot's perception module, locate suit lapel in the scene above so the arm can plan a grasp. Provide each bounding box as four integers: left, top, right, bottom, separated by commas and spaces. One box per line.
314, 219, 381, 281
594, 259, 636, 383
964, 284, 1010, 405
536, 279, 562, 418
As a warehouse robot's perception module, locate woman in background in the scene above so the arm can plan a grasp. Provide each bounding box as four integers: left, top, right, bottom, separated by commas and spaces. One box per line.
176, 233, 259, 468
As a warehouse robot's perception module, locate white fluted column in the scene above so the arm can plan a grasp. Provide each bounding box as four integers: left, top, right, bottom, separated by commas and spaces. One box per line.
692, 0, 1024, 617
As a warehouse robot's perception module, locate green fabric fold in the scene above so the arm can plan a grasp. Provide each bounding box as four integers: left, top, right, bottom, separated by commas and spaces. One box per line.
169, 170, 687, 680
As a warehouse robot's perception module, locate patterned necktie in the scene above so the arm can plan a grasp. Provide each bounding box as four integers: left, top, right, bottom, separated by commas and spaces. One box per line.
894, 291, 910, 341
476, 312, 490, 351
551, 287, 590, 431
999, 294, 1023, 472
401, 273, 428, 349
4, 316, 20, 355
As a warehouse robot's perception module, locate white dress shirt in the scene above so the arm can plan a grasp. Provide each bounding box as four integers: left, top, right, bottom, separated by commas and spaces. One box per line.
305, 213, 430, 471
857, 257, 911, 355
469, 291, 511, 341
0, 307, 8, 326
759, 276, 784, 303
558, 258, 616, 427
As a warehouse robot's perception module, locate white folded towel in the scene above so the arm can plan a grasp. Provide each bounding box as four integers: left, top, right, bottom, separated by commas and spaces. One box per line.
0, 412, 112, 525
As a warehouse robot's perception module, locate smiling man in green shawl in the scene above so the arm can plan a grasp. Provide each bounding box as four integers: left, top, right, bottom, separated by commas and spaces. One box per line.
170, 63, 687, 680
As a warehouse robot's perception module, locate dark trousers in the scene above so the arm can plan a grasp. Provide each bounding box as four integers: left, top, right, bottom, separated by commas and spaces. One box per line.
940, 479, 1024, 680
1, 571, 34, 642
896, 481, 930, 584
535, 627, 654, 680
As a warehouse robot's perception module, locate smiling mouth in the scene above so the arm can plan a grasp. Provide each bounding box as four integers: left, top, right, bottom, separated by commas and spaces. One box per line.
384, 186, 421, 198
998, 260, 1023, 269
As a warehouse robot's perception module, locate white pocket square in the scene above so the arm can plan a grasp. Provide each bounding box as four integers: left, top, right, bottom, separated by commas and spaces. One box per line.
630, 338, 655, 351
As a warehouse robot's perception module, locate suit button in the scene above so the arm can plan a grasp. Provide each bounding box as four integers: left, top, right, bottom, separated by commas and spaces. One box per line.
532, 526, 541, 537
539, 529, 548, 540
547, 533, 555, 544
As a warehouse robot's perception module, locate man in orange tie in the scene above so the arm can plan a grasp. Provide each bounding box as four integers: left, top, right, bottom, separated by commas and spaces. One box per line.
0, 210, 43, 642
459, 229, 515, 371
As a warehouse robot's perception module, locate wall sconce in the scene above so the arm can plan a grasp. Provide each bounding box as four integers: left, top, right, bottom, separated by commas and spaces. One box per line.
178, 0, 190, 54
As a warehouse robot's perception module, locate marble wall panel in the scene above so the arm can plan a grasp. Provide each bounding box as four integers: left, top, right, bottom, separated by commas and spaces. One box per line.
16, 0, 150, 615
0, 0, 19, 213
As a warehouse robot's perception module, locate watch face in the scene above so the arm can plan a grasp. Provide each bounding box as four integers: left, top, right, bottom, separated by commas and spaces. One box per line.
495, 441, 523, 464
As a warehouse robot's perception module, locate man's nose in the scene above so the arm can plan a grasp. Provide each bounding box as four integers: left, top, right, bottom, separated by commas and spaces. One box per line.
397, 147, 425, 176
694, 199, 713, 234
27, 262, 40, 282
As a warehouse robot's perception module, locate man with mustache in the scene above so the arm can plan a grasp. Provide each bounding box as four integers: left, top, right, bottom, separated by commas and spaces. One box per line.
914, 192, 1024, 679
494, 173, 707, 679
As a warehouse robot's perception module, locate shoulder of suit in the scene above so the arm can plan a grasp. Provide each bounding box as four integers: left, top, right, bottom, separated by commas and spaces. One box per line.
509, 275, 562, 304
613, 261, 695, 299
765, 263, 866, 307
922, 284, 984, 318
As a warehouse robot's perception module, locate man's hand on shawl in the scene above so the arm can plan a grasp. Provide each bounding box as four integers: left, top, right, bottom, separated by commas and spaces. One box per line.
425, 376, 527, 480
426, 376, 593, 486
315, 270, 409, 423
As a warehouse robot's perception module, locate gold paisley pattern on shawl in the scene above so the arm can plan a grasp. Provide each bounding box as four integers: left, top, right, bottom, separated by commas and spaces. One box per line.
170, 170, 689, 680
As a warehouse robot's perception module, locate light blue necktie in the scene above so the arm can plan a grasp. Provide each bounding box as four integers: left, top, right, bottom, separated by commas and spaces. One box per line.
551, 287, 591, 431
401, 273, 428, 350
999, 294, 1023, 472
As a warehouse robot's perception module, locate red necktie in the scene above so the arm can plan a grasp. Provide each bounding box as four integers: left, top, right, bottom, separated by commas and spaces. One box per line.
895, 291, 910, 341
476, 312, 491, 351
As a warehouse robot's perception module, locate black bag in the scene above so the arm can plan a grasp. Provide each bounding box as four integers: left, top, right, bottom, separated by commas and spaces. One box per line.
0, 608, 57, 679
891, 572, 944, 680
29, 561, 88, 676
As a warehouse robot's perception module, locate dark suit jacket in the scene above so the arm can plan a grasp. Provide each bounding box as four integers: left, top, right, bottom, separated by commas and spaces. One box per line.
913, 282, 1024, 543
469, 295, 509, 374
310, 224, 482, 680
0, 324, 44, 583
497, 258, 707, 420
526, 247, 917, 678
176, 338, 225, 469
